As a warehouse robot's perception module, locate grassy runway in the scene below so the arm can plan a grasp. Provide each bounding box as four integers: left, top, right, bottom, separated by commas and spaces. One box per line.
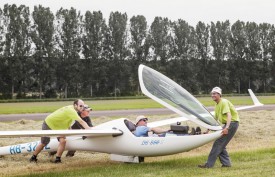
0, 95, 274, 114
20, 148, 275, 177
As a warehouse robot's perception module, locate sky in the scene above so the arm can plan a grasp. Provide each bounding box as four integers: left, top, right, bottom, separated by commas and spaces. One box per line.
1, 0, 275, 26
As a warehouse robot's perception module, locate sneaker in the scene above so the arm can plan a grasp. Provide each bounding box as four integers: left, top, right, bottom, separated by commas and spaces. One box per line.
29, 156, 37, 163
66, 151, 75, 157
52, 159, 62, 163
221, 164, 231, 168
198, 164, 210, 168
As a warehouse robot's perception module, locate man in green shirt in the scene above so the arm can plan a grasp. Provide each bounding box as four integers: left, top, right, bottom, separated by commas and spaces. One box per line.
30, 99, 91, 163
198, 87, 239, 168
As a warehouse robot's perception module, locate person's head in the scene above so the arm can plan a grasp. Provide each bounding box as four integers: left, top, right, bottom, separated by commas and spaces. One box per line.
136, 115, 148, 126
80, 104, 92, 118
73, 99, 85, 112
211, 87, 222, 102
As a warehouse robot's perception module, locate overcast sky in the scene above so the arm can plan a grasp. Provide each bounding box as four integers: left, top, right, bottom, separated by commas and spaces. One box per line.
1, 0, 275, 26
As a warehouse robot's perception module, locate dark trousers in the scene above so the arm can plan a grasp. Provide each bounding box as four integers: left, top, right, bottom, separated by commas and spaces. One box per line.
206, 121, 239, 167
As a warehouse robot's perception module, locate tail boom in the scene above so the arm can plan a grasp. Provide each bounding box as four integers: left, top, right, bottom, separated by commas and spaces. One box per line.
0, 139, 59, 156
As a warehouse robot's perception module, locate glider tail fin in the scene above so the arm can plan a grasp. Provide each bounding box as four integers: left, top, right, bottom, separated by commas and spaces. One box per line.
248, 89, 263, 106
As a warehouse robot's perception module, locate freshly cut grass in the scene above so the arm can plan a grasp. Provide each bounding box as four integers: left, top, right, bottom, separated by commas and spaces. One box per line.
17, 148, 275, 177
0, 96, 274, 114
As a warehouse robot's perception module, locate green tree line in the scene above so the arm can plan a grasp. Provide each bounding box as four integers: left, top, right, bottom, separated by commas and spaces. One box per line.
0, 4, 275, 99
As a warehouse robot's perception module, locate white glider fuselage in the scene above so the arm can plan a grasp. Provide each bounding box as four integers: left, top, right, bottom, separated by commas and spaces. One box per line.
66, 118, 222, 157
0, 118, 222, 157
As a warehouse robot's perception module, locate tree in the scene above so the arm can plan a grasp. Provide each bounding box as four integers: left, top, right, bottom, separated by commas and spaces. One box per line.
169, 19, 198, 93
210, 21, 231, 90
243, 22, 260, 91
149, 17, 172, 74
3, 4, 32, 98
0, 8, 4, 54
258, 23, 273, 92
107, 11, 129, 97
0, 8, 8, 98
270, 25, 275, 91
31, 5, 55, 98
129, 15, 149, 94
81, 10, 108, 96
194, 21, 211, 93
228, 20, 247, 93
55, 7, 82, 98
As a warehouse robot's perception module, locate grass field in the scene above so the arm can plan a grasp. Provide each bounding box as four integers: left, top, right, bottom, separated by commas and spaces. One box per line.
19, 148, 275, 177
0, 95, 274, 114
0, 109, 275, 177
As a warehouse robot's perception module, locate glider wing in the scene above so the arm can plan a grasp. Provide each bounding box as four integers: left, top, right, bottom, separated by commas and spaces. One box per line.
0, 129, 122, 138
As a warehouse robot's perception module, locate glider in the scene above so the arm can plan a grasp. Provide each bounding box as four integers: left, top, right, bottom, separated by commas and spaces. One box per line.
0, 64, 263, 163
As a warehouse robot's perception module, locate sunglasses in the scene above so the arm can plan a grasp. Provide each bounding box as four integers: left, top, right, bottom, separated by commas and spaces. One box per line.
141, 119, 148, 122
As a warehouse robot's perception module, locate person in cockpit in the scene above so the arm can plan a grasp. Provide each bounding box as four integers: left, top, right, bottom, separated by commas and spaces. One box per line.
134, 115, 168, 137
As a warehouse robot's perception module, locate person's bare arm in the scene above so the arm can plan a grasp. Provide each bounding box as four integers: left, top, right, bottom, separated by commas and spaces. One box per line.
221, 112, 232, 135
150, 127, 168, 134
204, 129, 210, 134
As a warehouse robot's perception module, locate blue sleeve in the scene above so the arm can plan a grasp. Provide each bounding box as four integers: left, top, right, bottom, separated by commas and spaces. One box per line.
134, 126, 150, 137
